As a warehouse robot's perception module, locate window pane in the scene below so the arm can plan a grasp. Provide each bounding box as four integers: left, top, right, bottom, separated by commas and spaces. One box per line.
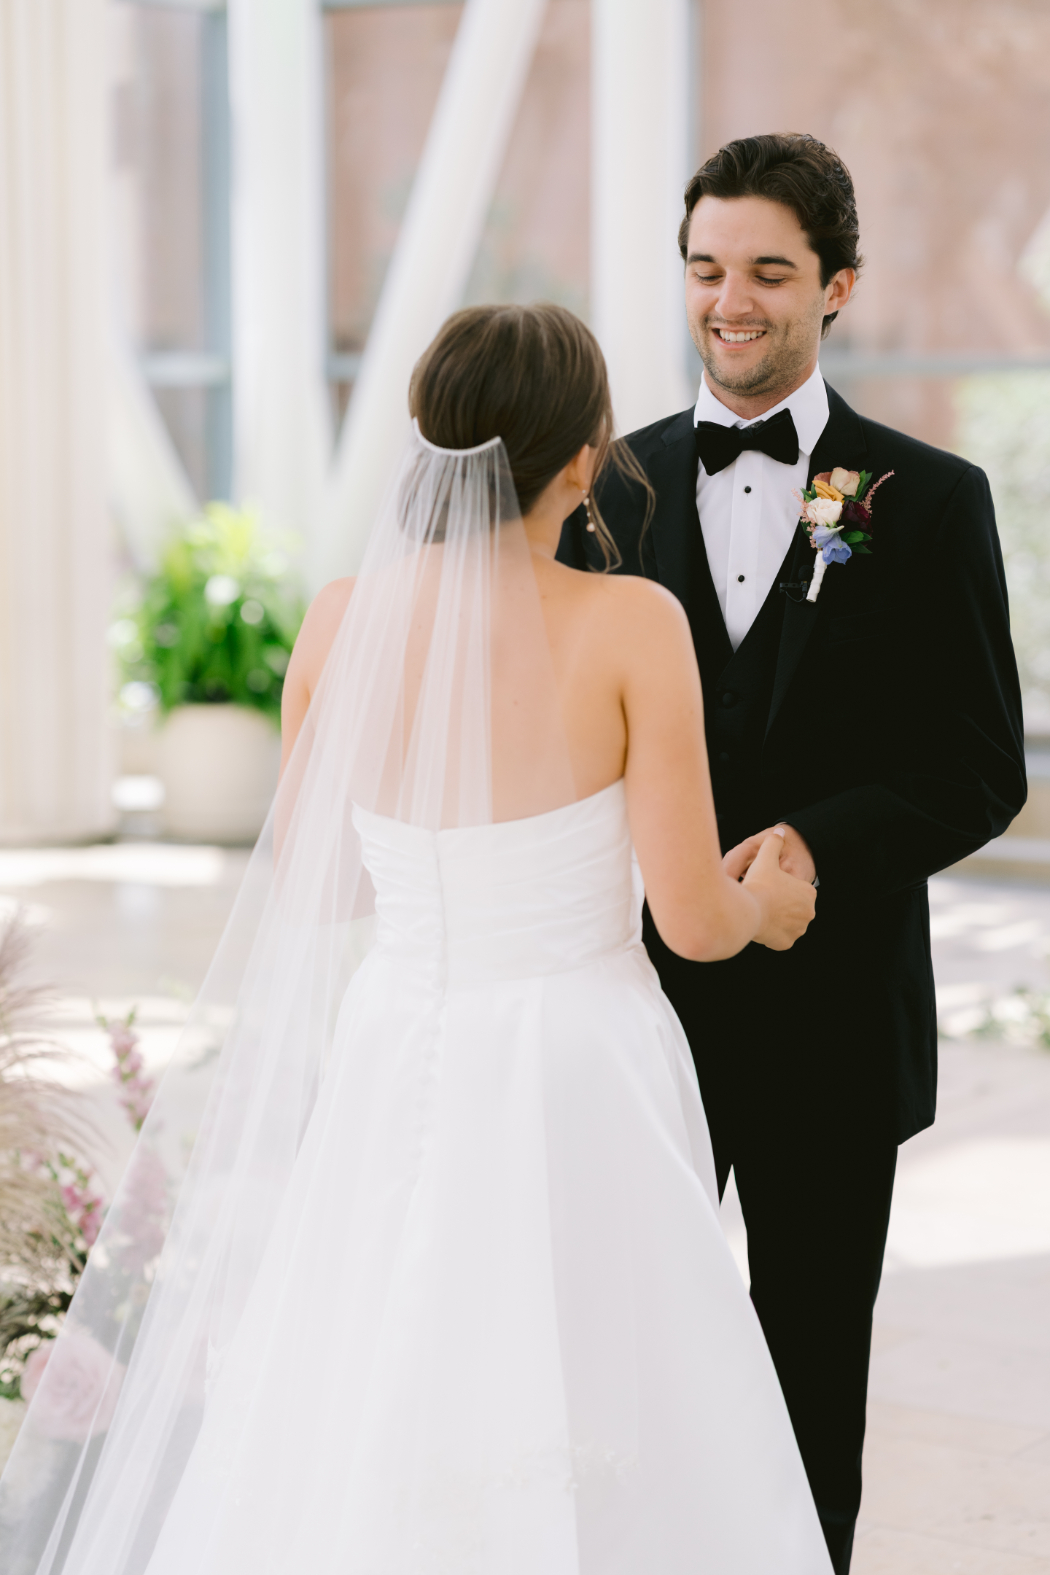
109, 4, 216, 498
324, 0, 590, 420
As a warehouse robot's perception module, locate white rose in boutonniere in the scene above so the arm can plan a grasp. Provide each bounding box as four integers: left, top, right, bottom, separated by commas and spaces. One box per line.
805, 496, 843, 528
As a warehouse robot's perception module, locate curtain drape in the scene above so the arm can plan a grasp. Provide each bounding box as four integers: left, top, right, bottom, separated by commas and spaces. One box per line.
0, 0, 114, 843
591, 0, 693, 435
318, 0, 548, 585
227, 0, 331, 580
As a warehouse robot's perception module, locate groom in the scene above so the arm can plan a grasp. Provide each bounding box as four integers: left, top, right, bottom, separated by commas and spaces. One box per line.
559, 133, 1026, 1572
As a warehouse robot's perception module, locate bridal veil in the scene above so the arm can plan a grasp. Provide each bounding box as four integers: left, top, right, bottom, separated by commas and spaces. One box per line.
0, 420, 576, 1574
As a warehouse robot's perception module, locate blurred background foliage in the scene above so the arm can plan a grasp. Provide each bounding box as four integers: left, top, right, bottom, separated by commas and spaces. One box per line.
112, 505, 304, 726
956, 373, 1050, 735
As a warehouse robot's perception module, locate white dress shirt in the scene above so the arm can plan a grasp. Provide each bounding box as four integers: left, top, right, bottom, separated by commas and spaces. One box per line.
693, 366, 829, 651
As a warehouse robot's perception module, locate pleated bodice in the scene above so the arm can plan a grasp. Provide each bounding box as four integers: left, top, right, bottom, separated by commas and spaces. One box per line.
352, 779, 642, 986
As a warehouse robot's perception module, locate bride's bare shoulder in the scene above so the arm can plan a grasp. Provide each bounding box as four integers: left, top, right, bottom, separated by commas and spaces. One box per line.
303, 576, 355, 641
288, 577, 356, 692
310, 575, 356, 621
570, 567, 690, 646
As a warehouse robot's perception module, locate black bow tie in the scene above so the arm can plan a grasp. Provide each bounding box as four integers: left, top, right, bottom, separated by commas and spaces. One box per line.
695, 407, 799, 476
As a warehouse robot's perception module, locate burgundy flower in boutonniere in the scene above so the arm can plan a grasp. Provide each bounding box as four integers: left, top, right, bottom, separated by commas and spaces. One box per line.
794, 466, 894, 603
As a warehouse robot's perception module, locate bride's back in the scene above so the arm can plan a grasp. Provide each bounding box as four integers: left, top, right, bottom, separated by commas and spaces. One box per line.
285, 303, 664, 823
283, 304, 810, 960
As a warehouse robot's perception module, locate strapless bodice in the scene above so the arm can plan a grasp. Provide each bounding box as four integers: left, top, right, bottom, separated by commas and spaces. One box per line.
352, 780, 642, 986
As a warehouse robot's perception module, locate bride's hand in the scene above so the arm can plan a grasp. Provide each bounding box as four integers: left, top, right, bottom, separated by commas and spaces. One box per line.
742, 831, 817, 951
724, 823, 816, 885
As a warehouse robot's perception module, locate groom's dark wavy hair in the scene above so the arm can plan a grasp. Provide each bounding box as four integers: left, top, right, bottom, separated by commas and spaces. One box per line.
679, 133, 864, 338
409, 303, 654, 569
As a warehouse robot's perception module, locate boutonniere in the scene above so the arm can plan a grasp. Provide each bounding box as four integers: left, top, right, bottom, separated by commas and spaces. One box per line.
795, 466, 894, 603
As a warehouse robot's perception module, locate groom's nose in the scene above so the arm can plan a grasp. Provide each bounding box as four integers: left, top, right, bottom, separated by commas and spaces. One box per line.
713, 269, 757, 321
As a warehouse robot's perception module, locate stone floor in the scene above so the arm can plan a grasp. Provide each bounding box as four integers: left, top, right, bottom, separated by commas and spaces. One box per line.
1, 847, 1049, 1565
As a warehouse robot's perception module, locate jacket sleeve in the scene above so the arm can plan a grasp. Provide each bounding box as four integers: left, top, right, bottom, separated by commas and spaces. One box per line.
784, 464, 1027, 896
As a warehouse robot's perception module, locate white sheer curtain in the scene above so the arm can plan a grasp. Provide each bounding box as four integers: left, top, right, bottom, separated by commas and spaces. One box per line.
318, 0, 548, 585
227, 0, 331, 572
591, 0, 694, 434
109, 336, 197, 577
0, 0, 114, 844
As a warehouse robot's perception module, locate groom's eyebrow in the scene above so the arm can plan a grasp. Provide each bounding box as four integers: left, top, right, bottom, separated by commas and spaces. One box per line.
686, 252, 799, 268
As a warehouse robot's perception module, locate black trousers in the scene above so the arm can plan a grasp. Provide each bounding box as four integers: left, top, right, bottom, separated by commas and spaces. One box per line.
643, 907, 905, 1571
711, 1111, 897, 1575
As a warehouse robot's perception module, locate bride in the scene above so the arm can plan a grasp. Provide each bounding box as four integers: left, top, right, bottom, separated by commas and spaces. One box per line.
1, 304, 829, 1573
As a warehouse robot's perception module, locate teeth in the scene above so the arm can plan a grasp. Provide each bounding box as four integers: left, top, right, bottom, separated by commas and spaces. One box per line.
717, 330, 764, 343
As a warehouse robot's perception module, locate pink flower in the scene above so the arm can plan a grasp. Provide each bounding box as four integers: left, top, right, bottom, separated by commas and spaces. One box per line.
80, 1207, 102, 1247
21, 1333, 125, 1441
100, 1009, 156, 1132
56, 1170, 105, 1247
117, 1145, 169, 1268
829, 466, 861, 498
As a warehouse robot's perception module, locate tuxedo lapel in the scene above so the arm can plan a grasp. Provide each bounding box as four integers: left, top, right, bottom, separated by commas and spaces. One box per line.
765, 383, 868, 737
645, 411, 734, 678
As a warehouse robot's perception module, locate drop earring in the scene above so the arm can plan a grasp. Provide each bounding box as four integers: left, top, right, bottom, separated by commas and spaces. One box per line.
584, 493, 596, 533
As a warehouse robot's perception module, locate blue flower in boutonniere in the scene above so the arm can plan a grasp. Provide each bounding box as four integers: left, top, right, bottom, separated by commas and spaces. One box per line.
795, 465, 894, 603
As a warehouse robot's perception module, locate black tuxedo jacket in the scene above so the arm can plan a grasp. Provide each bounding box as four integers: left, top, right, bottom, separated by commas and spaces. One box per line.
558, 384, 1026, 1143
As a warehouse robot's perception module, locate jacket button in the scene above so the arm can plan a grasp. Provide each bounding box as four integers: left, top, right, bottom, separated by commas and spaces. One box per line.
721, 691, 737, 707
718, 750, 731, 763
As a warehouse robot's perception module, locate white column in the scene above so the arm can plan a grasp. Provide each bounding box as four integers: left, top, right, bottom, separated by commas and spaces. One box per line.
227, 0, 331, 556
0, 0, 115, 844
109, 337, 198, 576
319, 0, 548, 583
591, 0, 693, 435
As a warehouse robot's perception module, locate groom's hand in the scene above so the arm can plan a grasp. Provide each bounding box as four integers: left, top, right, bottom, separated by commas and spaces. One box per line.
723, 824, 817, 886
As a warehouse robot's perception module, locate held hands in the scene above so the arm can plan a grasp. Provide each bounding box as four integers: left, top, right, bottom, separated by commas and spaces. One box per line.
736, 829, 817, 951
724, 823, 817, 885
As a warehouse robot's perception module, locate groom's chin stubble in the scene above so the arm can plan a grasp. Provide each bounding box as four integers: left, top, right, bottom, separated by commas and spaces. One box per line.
698, 335, 815, 402
700, 349, 780, 398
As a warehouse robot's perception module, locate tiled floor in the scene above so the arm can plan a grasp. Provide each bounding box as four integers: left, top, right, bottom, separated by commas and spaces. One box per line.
1, 851, 1049, 1564
862, 876, 1050, 1572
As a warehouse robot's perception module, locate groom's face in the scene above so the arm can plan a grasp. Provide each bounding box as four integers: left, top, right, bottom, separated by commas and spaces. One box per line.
685, 196, 850, 403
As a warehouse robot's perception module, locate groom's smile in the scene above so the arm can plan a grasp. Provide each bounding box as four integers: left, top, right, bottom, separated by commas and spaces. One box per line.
684, 194, 854, 420
714, 328, 767, 344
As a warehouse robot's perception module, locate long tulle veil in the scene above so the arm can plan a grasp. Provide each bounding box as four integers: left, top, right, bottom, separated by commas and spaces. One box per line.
0, 421, 575, 1574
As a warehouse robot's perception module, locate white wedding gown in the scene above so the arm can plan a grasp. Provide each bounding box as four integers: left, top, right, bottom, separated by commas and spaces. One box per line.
144, 780, 831, 1574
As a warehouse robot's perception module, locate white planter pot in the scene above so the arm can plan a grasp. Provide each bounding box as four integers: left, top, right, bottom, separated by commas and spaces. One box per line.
157, 704, 281, 844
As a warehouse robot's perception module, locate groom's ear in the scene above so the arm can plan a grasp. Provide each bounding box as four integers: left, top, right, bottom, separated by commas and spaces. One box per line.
822, 266, 857, 336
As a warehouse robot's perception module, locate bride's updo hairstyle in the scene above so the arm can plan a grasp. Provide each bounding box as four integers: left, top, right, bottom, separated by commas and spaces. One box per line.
409, 303, 652, 568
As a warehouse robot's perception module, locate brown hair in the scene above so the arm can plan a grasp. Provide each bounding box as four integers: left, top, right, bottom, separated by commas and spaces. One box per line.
409, 303, 653, 568
678, 133, 863, 337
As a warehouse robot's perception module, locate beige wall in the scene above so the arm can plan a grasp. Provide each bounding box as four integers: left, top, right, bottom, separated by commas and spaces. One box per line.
702, 0, 1050, 446
109, 6, 208, 494
113, 1, 1050, 460
325, 0, 589, 415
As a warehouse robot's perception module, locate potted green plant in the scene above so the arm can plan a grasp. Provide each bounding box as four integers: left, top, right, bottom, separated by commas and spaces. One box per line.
116, 504, 304, 842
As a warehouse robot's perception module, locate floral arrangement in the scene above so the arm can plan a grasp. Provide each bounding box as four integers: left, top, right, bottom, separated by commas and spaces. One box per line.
797, 465, 894, 603
98, 1008, 155, 1132
0, 913, 102, 1400
19, 1329, 125, 1442
944, 985, 1050, 1049
0, 912, 160, 1404
112, 502, 304, 725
